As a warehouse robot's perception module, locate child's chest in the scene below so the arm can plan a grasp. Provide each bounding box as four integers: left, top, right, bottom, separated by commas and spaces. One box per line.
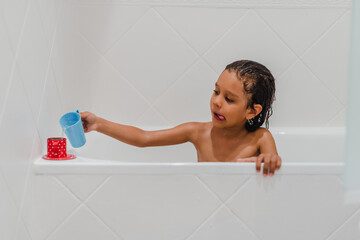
195, 132, 259, 162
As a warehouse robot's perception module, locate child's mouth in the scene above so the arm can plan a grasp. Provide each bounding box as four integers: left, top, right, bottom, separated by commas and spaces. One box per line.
213, 112, 226, 121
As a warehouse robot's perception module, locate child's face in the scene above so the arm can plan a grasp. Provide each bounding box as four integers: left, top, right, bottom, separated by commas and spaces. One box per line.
210, 70, 255, 129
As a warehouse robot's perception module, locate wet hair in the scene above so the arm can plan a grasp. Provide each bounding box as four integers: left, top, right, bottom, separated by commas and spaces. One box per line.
225, 60, 275, 132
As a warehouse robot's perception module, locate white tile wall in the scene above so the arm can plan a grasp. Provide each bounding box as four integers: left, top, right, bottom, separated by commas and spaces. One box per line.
226, 175, 359, 240
74, 3, 351, 129
0, 0, 70, 239
86, 175, 223, 239
0, 173, 19, 240
30, 173, 360, 240
0, 0, 356, 239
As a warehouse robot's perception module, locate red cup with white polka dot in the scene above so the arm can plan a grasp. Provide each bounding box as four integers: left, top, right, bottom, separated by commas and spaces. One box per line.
42, 137, 76, 160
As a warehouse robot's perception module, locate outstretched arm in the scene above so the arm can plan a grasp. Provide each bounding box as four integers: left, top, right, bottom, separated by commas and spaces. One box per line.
80, 111, 197, 147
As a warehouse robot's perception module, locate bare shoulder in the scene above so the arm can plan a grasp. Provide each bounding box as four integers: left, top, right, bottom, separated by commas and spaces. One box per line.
254, 127, 277, 153
179, 122, 211, 142
255, 127, 274, 140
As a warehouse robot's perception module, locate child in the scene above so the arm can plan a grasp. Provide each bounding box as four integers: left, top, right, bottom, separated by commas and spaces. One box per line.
80, 60, 281, 176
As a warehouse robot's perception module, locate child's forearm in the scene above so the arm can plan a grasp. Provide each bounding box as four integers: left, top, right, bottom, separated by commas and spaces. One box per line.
96, 118, 147, 147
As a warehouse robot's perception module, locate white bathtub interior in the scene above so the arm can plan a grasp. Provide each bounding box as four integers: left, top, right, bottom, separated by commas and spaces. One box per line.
60, 127, 345, 163
35, 127, 345, 174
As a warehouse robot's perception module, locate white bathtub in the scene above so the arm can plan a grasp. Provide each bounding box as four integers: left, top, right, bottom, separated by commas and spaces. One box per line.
35, 126, 345, 173
33, 127, 360, 240
45, 126, 346, 163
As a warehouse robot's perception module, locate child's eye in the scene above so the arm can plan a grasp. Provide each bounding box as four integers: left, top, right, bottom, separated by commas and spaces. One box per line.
213, 90, 219, 95
225, 97, 233, 103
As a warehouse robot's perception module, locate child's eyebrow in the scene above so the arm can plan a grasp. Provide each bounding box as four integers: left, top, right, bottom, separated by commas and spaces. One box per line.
228, 91, 239, 98
215, 82, 239, 98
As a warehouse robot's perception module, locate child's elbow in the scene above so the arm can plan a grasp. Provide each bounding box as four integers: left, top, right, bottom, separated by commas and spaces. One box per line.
137, 131, 151, 148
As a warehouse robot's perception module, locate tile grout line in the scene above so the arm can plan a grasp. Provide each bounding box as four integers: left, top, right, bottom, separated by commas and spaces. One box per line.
34, 0, 63, 154
44, 204, 84, 240
101, 7, 152, 57
335, 174, 344, 186
324, 106, 346, 127
256, 10, 348, 126
49, 2, 76, 114
44, 175, 111, 239
256, 8, 350, 106
183, 204, 226, 240
13, 132, 41, 240
95, 7, 203, 125
153, 8, 202, 56
45, 175, 123, 240
0, 0, 33, 237
251, 10, 299, 78
101, 60, 155, 123
0, 169, 25, 239
223, 176, 265, 240
298, 9, 350, 60
182, 175, 226, 240
77, 31, 152, 105
0, 136, 36, 239
82, 204, 123, 240
275, 58, 300, 81
16, 0, 65, 236
74, 175, 126, 240
150, 8, 209, 104
98, 54, 155, 122
0, 14, 13, 126
324, 205, 360, 240
0, 0, 31, 131
11, 0, 51, 149
154, 7, 250, 71
133, 105, 172, 127
150, 57, 202, 109
77, 31, 154, 125
49, 61, 65, 113
80, 7, 247, 126
148, 7, 246, 122
73, 32, 103, 83
198, 9, 251, 73
185, 175, 262, 240
43, 176, 83, 240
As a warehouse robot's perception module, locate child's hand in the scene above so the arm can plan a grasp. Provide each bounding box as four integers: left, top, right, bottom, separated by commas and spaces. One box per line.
80, 111, 99, 133
237, 154, 281, 177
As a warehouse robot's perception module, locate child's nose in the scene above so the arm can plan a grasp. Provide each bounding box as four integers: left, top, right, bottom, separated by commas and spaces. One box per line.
213, 96, 222, 108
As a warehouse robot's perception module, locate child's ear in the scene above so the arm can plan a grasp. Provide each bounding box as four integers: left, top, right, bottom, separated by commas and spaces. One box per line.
246, 104, 263, 120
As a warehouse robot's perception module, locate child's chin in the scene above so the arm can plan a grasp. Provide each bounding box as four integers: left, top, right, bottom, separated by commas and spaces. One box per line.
212, 119, 226, 126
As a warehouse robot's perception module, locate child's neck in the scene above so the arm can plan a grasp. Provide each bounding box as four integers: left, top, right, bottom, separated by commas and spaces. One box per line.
211, 124, 248, 139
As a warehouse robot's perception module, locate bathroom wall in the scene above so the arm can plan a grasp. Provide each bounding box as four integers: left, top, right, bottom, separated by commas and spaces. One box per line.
0, 0, 70, 238
70, 0, 351, 129
0, 0, 353, 239
73, 0, 351, 159
32, 171, 360, 240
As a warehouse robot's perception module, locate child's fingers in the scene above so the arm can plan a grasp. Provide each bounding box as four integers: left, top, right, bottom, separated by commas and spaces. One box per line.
238, 155, 281, 176
263, 157, 270, 176
269, 158, 276, 176
256, 155, 263, 173
80, 111, 90, 120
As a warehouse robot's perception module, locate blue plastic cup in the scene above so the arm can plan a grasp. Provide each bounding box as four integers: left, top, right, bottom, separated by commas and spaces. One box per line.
59, 110, 86, 148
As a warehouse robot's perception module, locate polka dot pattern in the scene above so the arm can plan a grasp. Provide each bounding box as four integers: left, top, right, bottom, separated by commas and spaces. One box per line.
42, 138, 76, 160
47, 138, 67, 158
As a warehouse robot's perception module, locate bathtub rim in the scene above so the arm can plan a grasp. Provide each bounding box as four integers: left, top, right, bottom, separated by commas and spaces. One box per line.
34, 157, 344, 175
